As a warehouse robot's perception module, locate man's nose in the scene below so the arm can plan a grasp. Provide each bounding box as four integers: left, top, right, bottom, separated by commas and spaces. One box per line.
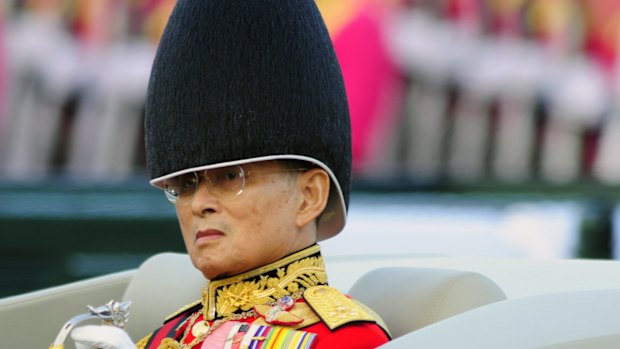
190, 181, 220, 215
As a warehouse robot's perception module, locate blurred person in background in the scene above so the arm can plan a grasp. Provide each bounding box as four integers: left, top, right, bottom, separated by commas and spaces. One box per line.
69, 0, 390, 348
317, 0, 405, 175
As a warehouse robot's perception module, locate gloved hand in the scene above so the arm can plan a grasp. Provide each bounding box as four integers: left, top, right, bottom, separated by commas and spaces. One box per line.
71, 325, 136, 349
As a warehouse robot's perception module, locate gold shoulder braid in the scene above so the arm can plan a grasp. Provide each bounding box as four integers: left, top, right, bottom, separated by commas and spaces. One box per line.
354, 300, 392, 338
304, 285, 376, 330
202, 244, 327, 321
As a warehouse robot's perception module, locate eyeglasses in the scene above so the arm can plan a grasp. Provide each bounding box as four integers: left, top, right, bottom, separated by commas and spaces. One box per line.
157, 165, 308, 204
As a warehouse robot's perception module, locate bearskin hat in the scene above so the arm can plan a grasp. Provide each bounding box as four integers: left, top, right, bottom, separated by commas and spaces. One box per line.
144, 0, 351, 240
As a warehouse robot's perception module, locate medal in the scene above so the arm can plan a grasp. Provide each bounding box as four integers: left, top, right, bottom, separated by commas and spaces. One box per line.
254, 296, 303, 325
191, 320, 211, 338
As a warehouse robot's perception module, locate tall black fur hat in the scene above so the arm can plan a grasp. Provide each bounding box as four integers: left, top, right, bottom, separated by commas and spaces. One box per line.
144, 0, 351, 240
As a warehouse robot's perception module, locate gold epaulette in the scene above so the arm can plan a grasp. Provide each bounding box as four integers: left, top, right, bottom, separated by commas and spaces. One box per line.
303, 286, 376, 330
354, 299, 392, 338
164, 299, 202, 323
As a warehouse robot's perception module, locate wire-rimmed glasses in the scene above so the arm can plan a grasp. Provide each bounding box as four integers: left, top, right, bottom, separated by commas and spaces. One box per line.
156, 164, 308, 204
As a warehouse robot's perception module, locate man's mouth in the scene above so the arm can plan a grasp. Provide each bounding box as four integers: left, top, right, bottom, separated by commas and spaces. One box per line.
195, 229, 225, 243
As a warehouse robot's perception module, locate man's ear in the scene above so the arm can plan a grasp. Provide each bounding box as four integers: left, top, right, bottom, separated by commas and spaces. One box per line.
296, 168, 330, 229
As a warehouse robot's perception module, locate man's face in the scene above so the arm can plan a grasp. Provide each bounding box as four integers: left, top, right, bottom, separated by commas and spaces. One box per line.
175, 161, 311, 280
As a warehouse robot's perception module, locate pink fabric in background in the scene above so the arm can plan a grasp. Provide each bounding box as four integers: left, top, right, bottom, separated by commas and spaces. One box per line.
331, 3, 403, 174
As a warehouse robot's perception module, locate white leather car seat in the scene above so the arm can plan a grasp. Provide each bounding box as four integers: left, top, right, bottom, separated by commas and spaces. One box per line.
379, 288, 620, 349
348, 267, 506, 338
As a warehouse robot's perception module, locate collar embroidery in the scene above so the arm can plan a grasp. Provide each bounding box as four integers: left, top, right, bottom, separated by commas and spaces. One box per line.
201, 244, 327, 320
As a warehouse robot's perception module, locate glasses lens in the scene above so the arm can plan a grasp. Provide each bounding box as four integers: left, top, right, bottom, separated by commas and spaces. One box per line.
160, 165, 245, 204
204, 165, 244, 196
162, 172, 199, 203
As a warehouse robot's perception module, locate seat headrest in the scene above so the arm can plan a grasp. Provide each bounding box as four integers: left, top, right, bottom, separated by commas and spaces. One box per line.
122, 252, 206, 340
348, 267, 506, 338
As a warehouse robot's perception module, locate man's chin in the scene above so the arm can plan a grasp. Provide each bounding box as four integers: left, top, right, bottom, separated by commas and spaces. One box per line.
190, 256, 216, 279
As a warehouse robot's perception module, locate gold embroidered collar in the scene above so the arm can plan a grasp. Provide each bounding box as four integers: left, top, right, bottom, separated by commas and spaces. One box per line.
201, 244, 327, 321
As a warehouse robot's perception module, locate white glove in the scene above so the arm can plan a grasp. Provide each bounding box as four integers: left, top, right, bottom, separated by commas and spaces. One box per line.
71, 325, 137, 349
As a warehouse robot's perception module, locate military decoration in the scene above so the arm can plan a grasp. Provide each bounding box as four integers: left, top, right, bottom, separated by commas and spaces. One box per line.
254, 296, 304, 326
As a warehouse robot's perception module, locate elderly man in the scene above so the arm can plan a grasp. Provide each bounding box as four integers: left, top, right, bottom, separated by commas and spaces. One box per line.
71, 0, 390, 348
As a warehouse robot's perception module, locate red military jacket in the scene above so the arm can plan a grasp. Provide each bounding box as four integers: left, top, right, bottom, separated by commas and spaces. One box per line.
137, 245, 390, 349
